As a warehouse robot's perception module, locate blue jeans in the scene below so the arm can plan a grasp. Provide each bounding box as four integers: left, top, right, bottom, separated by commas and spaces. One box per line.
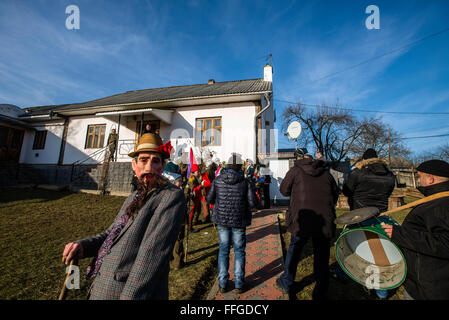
279, 234, 330, 300
217, 225, 246, 289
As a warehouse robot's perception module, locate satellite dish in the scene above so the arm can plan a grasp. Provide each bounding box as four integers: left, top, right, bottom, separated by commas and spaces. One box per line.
287, 121, 302, 139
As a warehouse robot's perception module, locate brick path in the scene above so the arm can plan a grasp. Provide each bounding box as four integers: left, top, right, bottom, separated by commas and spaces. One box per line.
207, 208, 288, 300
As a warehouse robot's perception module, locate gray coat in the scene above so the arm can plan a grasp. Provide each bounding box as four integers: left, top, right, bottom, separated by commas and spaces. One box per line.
77, 183, 186, 300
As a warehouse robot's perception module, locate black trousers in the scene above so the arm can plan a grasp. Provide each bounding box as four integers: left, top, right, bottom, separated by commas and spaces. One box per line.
279, 233, 331, 300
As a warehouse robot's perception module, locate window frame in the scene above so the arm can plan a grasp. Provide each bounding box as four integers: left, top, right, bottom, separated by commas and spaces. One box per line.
195, 116, 222, 147
32, 130, 47, 150
85, 124, 106, 149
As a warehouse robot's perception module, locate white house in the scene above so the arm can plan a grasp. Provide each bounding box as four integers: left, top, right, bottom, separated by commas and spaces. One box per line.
1, 65, 278, 194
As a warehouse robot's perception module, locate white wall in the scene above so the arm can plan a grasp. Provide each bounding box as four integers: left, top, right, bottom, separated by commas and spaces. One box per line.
169, 102, 257, 164
19, 102, 261, 165
19, 121, 65, 164
63, 115, 129, 164
268, 159, 290, 203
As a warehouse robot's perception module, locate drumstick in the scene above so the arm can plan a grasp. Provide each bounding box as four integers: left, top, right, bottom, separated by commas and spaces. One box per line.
58, 259, 75, 300
379, 191, 449, 217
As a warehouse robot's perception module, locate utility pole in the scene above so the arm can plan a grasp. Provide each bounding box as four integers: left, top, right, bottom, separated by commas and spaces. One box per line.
388, 128, 391, 165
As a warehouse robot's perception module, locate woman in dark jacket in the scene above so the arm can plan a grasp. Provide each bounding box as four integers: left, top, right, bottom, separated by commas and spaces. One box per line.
206, 155, 257, 294
276, 156, 338, 300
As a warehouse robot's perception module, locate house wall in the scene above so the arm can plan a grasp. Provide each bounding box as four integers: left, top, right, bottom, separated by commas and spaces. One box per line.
62, 114, 151, 164
168, 102, 258, 164
260, 93, 276, 158
268, 159, 290, 204
18, 101, 260, 165
19, 121, 65, 164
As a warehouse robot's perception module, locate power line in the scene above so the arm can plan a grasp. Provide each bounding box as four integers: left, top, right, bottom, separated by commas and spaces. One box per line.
274, 98, 449, 116
308, 26, 449, 84
402, 133, 449, 140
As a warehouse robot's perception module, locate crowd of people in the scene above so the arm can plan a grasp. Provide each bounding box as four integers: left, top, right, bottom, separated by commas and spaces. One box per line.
61, 132, 449, 300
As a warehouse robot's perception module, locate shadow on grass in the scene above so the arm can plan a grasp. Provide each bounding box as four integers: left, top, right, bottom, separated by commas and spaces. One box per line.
186, 248, 219, 266
188, 243, 219, 255
0, 187, 74, 204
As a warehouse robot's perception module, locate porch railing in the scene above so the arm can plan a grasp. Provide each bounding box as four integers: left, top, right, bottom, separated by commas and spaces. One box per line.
69, 139, 137, 185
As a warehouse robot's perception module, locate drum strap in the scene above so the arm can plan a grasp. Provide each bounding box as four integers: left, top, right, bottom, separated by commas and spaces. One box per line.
364, 231, 390, 266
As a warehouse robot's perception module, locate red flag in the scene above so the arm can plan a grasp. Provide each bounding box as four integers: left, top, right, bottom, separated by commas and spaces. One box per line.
187, 148, 199, 178
190, 148, 199, 173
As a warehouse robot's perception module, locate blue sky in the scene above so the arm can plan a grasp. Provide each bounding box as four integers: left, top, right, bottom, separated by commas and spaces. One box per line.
0, 0, 448, 156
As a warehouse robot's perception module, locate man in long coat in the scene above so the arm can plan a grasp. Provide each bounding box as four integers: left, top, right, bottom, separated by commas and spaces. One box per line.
62, 133, 186, 300
276, 155, 338, 300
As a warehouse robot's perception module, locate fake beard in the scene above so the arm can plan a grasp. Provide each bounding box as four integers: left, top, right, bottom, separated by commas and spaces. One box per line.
125, 173, 167, 219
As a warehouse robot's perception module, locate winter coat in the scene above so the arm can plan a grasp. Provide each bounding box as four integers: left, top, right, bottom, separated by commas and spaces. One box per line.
391, 180, 449, 300
206, 168, 257, 228
77, 183, 185, 300
280, 158, 339, 239
343, 158, 396, 212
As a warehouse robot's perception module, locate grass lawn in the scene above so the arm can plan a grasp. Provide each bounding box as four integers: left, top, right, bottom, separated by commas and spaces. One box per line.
0, 187, 218, 300
279, 193, 420, 300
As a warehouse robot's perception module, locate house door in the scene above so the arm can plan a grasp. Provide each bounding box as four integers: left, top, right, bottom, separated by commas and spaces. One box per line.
0, 126, 24, 162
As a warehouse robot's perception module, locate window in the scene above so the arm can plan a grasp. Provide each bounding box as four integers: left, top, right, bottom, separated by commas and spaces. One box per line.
0, 126, 8, 148
85, 124, 106, 149
32, 130, 47, 150
195, 117, 221, 146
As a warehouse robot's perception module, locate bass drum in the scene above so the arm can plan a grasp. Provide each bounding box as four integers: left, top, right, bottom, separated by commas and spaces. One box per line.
335, 215, 407, 290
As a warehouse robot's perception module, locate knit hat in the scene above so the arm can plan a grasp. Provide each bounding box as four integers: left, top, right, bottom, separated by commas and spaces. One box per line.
416, 159, 449, 178
227, 153, 243, 166
362, 148, 378, 160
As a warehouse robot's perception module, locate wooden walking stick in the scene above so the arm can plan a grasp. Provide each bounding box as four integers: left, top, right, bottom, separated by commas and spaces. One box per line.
379, 191, 449, 217
58, 258, 77, 300
184, 194, 192, 264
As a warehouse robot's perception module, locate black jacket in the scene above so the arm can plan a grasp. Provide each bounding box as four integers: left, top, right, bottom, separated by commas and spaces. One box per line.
206, 168, 257, 228
280, 158, 339, 239
391, 180, 449, 299
343, 158, 396, 212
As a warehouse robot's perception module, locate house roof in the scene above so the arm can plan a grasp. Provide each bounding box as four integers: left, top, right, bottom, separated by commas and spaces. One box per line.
0, 114, 35, 129
21, 78, 272, 116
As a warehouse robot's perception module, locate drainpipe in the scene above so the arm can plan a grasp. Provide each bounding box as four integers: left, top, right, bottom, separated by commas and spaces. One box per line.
254, 92, 272, 161
115, 114, 121, 161
57, 114, 69, 166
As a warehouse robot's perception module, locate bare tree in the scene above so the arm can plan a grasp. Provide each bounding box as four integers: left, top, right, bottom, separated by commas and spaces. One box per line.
349, 117, 411, 160
411, 142, 449, 166
282, 103, 368, 162
436, 143, 449, 161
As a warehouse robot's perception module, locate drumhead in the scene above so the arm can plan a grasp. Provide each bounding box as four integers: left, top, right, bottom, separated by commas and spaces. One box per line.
335, 221, 406, 290
335, 207, 379, 225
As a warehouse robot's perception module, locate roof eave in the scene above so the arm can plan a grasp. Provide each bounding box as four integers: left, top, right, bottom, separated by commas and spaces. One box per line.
26, 91, 271, 117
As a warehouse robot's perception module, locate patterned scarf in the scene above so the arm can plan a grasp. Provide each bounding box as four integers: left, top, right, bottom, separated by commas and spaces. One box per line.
86, 191, 141, 280
85, 173, 168, 280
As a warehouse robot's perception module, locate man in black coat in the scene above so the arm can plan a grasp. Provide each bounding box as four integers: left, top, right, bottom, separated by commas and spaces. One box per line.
382, 159, 449, 300
206, 153, 257, 294
276, 155, 338, 300
342, 148, 396, 212
340, 148, 396, 298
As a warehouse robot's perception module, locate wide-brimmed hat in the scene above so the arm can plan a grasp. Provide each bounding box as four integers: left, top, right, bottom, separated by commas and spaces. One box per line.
128, 133, 165, 158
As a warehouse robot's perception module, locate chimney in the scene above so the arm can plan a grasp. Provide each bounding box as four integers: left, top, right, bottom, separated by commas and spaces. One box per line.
263, 64, 273, 82
208, 79, 215, 84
